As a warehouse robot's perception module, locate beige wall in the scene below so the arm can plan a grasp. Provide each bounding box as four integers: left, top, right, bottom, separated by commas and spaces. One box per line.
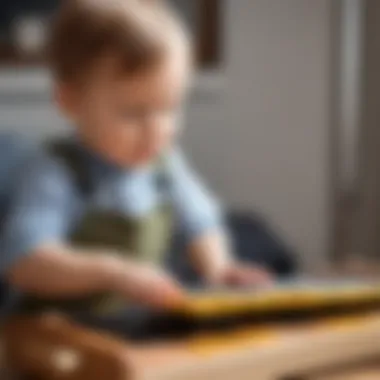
353, 0, 380, 258
185, 0, 335, 269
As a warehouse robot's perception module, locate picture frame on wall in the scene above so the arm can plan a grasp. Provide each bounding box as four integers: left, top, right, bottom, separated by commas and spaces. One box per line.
0, 0, 223, 69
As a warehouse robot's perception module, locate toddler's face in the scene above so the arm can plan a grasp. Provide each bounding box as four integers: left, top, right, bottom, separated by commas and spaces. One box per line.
56, 53, 190, 167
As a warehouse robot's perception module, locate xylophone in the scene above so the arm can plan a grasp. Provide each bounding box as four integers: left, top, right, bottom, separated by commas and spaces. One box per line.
4, 277, 380, 380
178, 277, 380, 321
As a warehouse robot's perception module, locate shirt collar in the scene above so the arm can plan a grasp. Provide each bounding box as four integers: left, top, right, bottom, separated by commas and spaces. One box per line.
69, 135, 130, 181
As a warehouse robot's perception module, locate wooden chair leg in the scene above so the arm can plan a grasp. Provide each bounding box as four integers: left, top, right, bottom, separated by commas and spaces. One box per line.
3, 313, 135, 380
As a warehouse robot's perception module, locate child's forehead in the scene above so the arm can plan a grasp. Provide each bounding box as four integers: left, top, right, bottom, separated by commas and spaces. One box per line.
89, 52, 191, 95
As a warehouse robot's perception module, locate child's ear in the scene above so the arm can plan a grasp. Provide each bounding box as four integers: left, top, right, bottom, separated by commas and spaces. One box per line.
54, 82, 80, 119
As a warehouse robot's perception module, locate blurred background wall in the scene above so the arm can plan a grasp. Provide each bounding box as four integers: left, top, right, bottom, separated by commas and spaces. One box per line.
185, 0, 335, 271
0, 0, 338, 271
351, 0, 380, 261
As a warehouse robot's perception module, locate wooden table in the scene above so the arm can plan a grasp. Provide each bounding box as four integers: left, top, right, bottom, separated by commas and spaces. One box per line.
313, 361, 380, 380
3, 311, 380, 380
317, 368, 380, 380
120, 312, 380, 380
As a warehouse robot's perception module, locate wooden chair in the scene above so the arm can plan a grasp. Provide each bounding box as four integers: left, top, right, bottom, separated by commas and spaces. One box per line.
2, 313, 134, 380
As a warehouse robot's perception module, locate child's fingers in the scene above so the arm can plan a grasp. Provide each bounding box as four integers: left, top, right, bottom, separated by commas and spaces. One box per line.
228, 266, 273, 286
142, 276, 185, 309
159, 285, 185, 308
157, 277, 185, 307
247, 267, 273, 283
121, 264, 185, 309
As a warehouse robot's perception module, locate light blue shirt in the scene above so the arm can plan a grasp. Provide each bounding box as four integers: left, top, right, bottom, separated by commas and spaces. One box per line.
0, 140, 223, 273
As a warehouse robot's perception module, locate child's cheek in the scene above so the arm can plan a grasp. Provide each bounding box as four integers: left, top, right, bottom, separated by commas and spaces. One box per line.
161, 123, 177, 149
120, 127, 141, 154
145, 119, 176, 158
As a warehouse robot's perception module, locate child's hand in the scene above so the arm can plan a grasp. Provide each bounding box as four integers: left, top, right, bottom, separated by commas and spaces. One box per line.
211, 263, 273, 287
189, 232, 274, 289
110, 260, 185, 309
125, 264, 185, 309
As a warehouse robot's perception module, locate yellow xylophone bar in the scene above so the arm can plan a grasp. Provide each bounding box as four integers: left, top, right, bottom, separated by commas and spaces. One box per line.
176, 281, 380, 318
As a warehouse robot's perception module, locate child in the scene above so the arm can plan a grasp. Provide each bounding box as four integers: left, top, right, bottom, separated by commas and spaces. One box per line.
0, 0, 270, 316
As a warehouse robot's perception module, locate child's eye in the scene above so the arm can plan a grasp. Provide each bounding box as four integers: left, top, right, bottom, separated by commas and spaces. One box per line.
117, 104, 179, 123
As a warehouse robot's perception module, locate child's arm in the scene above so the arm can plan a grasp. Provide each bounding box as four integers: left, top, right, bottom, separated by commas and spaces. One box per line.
189, 230, 272, 286
8, 243, 182, 307
168, 149, 272, 286
188, 229, 232, 282
1, 155, 182, 308
8, 243, 117, 296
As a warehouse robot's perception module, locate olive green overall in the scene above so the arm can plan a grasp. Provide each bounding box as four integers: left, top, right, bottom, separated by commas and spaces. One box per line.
21, 141, 174, 315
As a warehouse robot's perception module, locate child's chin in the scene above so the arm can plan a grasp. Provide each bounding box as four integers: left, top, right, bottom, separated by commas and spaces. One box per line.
129, 154, 156, 167
134, 150, 160, 164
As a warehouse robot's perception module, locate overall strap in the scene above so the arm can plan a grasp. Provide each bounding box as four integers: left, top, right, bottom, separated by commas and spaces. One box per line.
46, 139, 94, 197
154, 153, 172, 197
47, 140, 171, 199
